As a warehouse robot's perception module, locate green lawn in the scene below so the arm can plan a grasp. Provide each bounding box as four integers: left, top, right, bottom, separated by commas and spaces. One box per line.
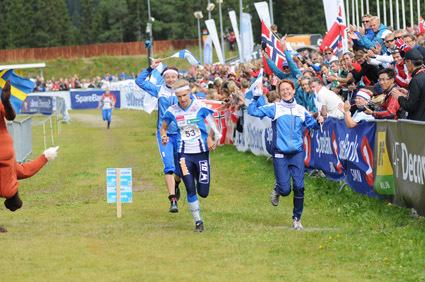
1, 109, 424, 281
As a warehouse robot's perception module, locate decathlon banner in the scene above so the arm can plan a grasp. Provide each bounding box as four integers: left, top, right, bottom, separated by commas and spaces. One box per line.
70, 90, 120, 109
385, 119, 425, 216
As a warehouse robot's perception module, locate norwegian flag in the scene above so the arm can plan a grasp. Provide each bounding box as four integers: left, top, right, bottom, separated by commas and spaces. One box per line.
320, 5, 346, 53
261, 21, 286, 73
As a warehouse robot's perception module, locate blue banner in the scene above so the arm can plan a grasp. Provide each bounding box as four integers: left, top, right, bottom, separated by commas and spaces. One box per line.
70, 90, 120, 109
21, 95, 53, 115
304, 118, 379, 198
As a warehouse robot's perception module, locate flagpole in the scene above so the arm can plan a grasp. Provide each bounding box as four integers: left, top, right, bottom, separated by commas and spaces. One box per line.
239, 0, 244, 63
402, 0, 406, 29
383, 0, 387, 26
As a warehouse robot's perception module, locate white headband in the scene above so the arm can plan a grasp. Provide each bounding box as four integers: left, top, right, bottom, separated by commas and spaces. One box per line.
356, 89, 371, 101
174, 85, 190, 92
163, 69, 178, 76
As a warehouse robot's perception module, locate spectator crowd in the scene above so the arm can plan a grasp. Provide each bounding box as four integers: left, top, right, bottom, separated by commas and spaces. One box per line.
36, 14, 425, 123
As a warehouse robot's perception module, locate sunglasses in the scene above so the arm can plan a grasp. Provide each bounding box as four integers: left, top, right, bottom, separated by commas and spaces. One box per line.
385, 38, 395, 43
362, 20, 370, 23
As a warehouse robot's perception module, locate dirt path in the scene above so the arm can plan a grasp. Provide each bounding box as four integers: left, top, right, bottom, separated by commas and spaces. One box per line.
71, 112, 123, 127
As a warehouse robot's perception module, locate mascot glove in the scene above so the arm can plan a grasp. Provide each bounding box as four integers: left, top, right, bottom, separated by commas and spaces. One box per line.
44, 146, 59, 161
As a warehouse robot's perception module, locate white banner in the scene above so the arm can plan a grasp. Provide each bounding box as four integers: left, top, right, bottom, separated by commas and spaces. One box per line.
323, 0, 347, 30
205, 19, 225, 65
108, 80, 157, 113
229, 10, 242, 61
240, 13, 254, 62
203, 35, 213, 65
234, 110, 271, 157
254, 2, 271, 27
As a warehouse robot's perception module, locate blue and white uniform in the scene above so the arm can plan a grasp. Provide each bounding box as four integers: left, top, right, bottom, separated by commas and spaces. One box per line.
248, 97, 319, 220
135, 67, 180, 175
163, 99, 219, 226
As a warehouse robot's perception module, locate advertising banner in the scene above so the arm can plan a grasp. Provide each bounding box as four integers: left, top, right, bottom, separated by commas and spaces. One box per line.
374, 123, 396, 195
21, 95, 54, 115
70, 90, 120, 109
108, 79, 157, 113
386, 120, 425, 215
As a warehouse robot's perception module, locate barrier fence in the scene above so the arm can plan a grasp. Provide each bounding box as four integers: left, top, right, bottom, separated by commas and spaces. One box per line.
6, 117, 32, 163
21, 88, 425, 215
0, 40, 197, 62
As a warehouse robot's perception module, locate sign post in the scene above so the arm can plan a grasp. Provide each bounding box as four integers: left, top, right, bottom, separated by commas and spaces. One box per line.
116, 168, 122, 218
107, 168, 132, 218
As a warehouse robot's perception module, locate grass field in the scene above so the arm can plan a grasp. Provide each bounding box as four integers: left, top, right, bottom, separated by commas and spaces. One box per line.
18, 49, 239, 81
1, 109, 424, 281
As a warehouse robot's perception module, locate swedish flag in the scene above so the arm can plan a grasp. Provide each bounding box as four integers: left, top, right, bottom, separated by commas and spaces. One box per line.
0, 69, 35, 113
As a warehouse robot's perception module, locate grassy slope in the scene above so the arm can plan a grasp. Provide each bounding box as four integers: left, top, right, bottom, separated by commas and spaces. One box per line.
18, 49, 239, 80
0, 110, 423, 282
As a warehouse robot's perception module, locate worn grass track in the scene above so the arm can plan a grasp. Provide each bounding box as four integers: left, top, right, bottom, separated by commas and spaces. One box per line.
1, 109, 424, 281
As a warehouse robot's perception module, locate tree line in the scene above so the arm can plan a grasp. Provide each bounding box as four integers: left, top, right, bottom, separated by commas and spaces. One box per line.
0, 0, 326, 50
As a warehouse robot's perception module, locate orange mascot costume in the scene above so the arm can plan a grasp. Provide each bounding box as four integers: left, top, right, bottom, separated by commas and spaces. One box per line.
0, 81, 58, 232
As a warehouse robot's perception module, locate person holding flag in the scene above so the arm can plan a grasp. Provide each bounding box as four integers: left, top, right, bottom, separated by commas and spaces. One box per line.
98, 88, 116, 129
135, 59, 182, 213
248, 79, 323, 230
160, 79, 221, 232
0, 81, 59, 233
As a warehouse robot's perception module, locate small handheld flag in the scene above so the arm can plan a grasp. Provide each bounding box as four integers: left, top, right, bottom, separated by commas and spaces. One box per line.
170, 49, 200, 65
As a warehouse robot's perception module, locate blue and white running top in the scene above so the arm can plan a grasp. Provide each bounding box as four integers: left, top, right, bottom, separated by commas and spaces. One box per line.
163, 99, 214, 154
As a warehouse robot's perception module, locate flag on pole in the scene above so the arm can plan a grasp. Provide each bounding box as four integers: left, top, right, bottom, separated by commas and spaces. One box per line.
149, 62, 165, 86
170, 49, 200, 65
320, 4, 346, 53
203, 36, 213, 65
261, 21, 285, 73
249, 68, 264, 95
0, 69, 35, 113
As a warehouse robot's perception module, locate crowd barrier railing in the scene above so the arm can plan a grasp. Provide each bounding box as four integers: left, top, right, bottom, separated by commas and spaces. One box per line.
208, 107, 425, 216
6, 117, 32, 163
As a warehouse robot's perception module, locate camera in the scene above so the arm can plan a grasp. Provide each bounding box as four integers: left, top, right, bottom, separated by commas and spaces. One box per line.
366, 101, 378, 111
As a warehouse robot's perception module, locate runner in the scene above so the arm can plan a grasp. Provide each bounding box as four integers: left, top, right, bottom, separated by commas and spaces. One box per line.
161, 79, 221, 232
136, 59, 182, 212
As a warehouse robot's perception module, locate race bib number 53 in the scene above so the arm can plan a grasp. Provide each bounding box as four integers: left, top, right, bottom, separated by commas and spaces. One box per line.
182, 125, 201, 141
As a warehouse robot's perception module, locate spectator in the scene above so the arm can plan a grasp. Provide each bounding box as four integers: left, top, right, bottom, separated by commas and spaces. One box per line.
227, 31, 236, 51
393, 48, 425, 121
365, 68, 404, 119
392, 50, 410, 88
310, 77, 344, 119
341, 88, 375, 128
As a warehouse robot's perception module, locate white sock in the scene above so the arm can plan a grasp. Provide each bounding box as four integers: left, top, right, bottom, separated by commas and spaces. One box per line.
188, 200, 202, 223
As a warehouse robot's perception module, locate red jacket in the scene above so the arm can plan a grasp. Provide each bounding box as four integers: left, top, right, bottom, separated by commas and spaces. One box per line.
395, 62, 410, 88
373, 85, 401, 119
